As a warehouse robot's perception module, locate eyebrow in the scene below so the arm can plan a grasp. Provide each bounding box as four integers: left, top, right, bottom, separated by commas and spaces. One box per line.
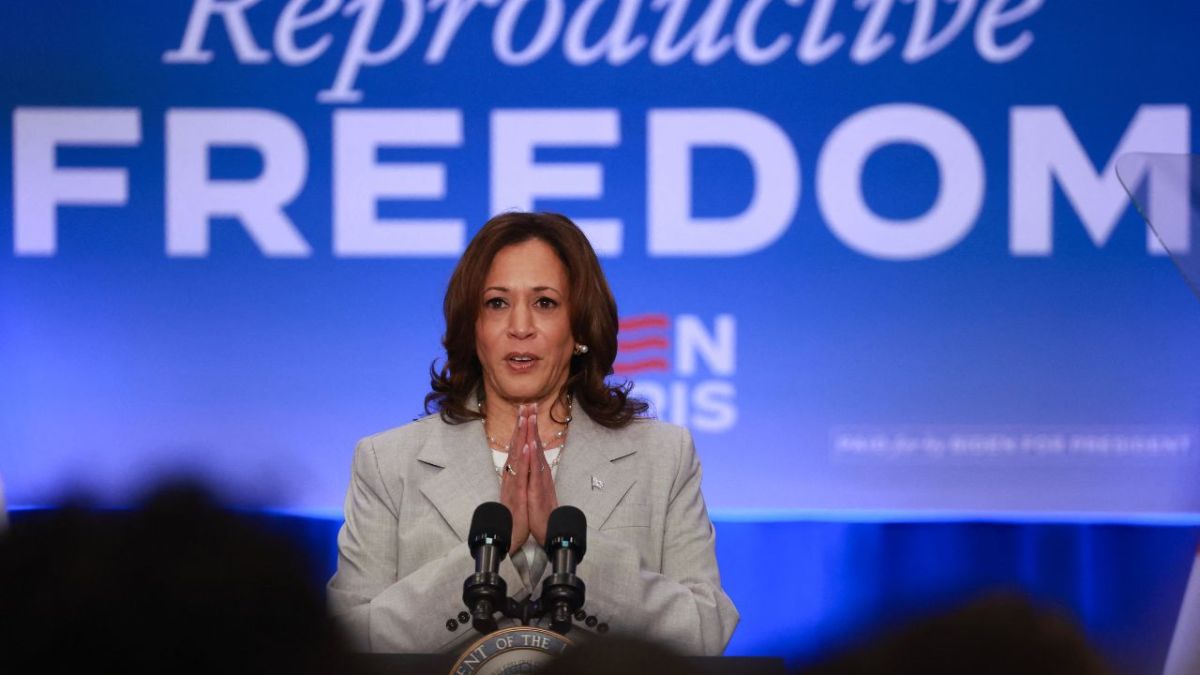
483, 286, 561, 293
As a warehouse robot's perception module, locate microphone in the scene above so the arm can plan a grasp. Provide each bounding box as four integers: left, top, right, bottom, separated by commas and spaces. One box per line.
463, 502, 512, 633
539, 506, 587, 633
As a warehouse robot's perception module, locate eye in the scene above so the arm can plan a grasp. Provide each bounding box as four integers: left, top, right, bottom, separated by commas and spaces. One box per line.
484, 297, 508, 310
534, 296, 559, 310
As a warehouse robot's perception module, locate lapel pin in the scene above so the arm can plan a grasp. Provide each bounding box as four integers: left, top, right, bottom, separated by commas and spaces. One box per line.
591, 475, 604, 490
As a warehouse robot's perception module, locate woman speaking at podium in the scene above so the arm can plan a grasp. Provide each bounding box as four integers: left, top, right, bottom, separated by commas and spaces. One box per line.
327, 212, 738, 655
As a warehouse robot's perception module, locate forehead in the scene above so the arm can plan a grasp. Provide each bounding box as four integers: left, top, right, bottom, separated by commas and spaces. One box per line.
484, 239, 568, 288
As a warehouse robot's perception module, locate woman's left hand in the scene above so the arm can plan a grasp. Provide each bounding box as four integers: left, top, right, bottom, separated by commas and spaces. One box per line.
525, 402, 559, 546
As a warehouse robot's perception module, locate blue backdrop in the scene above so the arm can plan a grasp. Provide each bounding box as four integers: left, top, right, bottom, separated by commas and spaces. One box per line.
4, 1, 1200, 671
4, 0, 1200, 514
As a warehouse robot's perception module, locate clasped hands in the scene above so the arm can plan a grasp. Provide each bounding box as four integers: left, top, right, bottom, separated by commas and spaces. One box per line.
498, 403, 560, 555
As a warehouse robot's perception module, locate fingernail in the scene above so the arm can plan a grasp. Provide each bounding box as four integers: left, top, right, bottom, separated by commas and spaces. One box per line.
523, 444, 529, 456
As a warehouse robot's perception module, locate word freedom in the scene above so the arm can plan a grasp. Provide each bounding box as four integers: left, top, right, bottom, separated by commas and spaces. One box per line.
11, 104, 1188, 260
165, 0, 1044, 103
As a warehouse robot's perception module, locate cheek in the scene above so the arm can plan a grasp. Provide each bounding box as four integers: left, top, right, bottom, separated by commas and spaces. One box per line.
474, 322, 495, 357
544, 317, 570, 344
552, 325, 574, 359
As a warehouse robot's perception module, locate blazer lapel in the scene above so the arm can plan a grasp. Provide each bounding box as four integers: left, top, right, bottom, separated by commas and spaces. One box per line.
417, 418, 499, 542
413, 408, 640, 541
555, 409, 638, 530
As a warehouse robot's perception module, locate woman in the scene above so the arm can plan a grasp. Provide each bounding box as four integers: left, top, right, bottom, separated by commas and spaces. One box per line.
327, 212, 738, 655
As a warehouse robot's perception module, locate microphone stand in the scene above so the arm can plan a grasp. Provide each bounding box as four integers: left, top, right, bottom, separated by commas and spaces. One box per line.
487, 544, 586, 634
495, 593, 576, 633
464, 506, 588, 636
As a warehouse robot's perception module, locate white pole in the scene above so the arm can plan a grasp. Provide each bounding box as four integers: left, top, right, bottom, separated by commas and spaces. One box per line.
1165, 549, 1200, 675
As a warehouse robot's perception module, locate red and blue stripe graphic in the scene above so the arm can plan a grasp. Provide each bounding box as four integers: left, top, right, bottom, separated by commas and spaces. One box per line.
614, 314, 670, 375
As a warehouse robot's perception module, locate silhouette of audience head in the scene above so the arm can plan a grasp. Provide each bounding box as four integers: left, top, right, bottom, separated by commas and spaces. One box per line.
0, 483, 351, 674
801, 591, 1113, 675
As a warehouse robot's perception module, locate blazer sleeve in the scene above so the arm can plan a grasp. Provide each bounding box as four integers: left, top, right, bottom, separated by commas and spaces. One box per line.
570, 427, 739, 655
326, 435, 523, 653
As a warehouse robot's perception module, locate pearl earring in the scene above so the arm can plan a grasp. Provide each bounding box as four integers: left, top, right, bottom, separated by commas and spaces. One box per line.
573, 344, 589, 355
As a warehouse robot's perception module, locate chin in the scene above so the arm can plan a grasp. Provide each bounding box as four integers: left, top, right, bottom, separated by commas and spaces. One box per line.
492, 383, 549, 403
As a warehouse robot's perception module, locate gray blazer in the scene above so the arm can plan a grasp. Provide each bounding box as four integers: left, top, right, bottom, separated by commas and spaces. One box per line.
327, 409, 739, 655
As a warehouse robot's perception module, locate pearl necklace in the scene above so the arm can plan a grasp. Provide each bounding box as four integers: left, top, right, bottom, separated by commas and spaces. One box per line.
493, 444, 564, 477
480, 396, 568, 475
477, 393, 571, 451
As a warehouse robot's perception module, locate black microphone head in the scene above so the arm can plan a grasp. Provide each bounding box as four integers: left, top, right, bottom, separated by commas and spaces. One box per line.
545, 505, 587, 561
469, 502, 512, 555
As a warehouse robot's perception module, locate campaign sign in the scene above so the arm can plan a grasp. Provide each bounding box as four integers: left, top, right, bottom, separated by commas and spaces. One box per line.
2, 1, 1199, 516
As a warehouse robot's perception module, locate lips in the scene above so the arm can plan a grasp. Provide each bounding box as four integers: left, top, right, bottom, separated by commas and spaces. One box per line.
505, 352, 539, 371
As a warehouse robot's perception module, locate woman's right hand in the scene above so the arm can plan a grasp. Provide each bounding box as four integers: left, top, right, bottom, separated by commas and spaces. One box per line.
499, 405, 530, 555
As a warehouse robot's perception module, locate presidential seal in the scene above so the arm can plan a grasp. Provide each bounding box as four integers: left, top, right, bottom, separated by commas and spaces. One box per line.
449, 626, 573, 675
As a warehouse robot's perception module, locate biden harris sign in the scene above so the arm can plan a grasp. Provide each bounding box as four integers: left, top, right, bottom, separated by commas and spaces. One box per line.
2, 0, 1199, 516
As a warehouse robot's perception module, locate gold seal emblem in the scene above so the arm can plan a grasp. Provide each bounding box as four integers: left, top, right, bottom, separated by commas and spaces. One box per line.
449, 626, 573, 675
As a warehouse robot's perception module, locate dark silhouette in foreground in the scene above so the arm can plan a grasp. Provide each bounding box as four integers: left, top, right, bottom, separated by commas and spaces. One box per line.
0, 484, 352, 674
800, 592, 1114, 675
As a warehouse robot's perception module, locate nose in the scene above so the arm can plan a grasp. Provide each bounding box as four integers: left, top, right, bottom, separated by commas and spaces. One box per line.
506, 303, 534, 339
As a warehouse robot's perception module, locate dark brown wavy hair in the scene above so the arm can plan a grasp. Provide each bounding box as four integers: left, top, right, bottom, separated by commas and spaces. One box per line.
425, 212, 648, 428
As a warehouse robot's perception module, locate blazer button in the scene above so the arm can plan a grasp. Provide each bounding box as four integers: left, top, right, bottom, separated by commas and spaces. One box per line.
458, 611, 471, 624
597, 622, 609, 634
446, 618, 459, 631
574, 609, 587, 621
585, 616, 598, 628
